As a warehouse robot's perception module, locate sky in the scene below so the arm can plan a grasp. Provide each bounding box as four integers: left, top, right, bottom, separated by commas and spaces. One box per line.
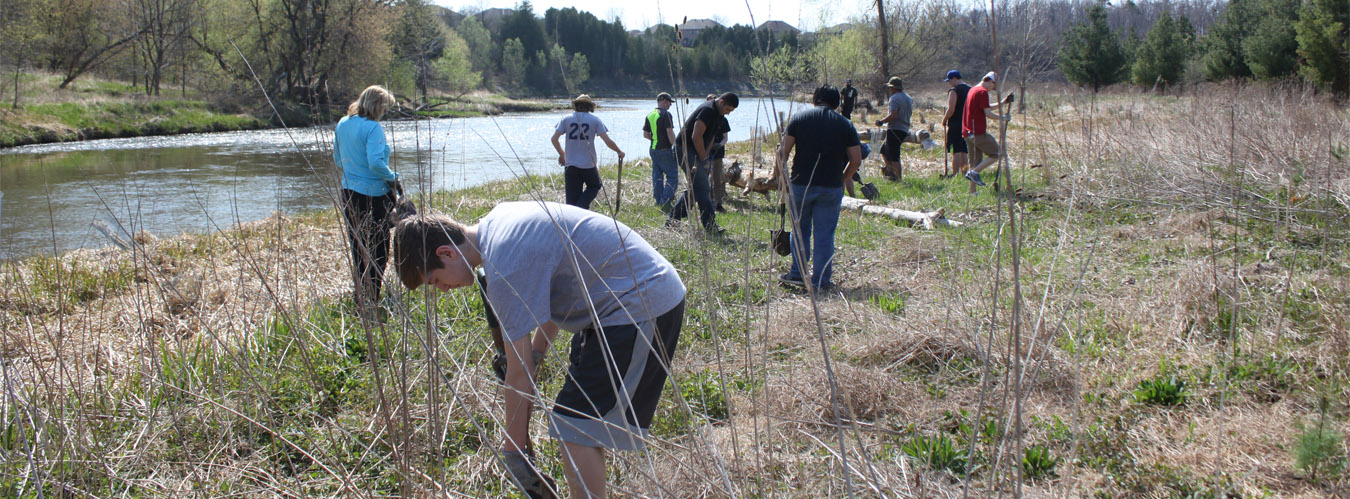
432, 0, 869, 32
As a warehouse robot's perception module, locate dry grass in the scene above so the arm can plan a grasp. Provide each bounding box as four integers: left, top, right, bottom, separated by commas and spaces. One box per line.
2, 82, 1348, 497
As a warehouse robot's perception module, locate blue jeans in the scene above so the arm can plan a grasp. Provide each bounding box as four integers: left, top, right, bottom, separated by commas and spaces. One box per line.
649, 148, 678, 205
784, 184, 844, 288
669, 146, 716, 229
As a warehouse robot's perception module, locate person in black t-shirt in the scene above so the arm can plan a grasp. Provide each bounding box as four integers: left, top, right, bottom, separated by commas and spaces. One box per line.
941, 70, 971, 178
771, 85, 862, 290
840, 79, 859, 120
668, 92, 738, 233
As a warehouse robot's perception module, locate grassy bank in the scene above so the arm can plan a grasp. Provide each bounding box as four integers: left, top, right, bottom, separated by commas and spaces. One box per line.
0, 74, 572, 149
1, 83, 1348, 496
0, 73, 268, 148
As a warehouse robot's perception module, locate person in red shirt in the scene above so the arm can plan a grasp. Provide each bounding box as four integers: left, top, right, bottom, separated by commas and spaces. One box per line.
962, 71, 1012, 192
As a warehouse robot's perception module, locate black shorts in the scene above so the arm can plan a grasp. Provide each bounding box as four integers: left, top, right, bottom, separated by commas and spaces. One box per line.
549, 300, 685, 451
946, 126, 968, 154
881, 129, 908, 161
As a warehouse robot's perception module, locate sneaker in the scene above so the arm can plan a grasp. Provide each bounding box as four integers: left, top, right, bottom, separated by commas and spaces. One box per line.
779, 273, 805, 286
715, 204, 727, 213
705, 224, 726, 236
815, 283, 838, 293
965, 170, 986, 187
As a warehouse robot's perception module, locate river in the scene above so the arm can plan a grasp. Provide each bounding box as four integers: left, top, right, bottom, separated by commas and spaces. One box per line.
0, 97, 798, 260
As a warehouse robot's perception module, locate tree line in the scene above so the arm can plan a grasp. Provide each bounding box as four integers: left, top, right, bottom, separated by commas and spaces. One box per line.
0, 0, 1343, 121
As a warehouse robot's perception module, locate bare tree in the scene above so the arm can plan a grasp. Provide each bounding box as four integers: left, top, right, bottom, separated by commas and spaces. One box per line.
1002, 0, 1062, 111
0, 0, 43, 108
42, 0, 147, 89
132, 0, 198, 95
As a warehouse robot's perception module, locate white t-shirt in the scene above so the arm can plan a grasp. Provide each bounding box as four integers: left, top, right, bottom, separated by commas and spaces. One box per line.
555, 112, 609, 169
478, 201, 686, 341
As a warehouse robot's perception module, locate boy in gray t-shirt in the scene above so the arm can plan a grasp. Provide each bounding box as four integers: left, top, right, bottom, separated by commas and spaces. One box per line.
550, 94, 625, 211
392, 201, 685, 499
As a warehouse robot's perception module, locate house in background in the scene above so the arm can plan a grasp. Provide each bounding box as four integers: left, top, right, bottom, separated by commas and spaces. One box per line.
678, 19, 723, 47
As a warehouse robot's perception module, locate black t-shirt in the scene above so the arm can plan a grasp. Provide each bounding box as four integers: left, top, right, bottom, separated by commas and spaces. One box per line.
641, 108, 674, 150
785, 106, 861, 188
841, 86, 859, 108
947, 83, 971, 128
678, 101, 729, 157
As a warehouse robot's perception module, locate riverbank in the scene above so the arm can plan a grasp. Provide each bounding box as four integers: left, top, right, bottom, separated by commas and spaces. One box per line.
0, 73, 574, 149
0, 87, 1346, 496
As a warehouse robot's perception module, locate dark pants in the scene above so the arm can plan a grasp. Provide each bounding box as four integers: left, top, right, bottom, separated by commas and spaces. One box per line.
342, 188, 395, 305
565, 165, 603, 210
669, 146, 716, 229
841, 104, 854, 119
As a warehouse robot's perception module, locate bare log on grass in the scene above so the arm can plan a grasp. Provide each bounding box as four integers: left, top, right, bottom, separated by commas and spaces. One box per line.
840, 197, 961, 229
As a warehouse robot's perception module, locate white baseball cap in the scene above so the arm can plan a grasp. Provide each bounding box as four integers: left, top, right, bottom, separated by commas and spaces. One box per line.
983, 71, 998, 82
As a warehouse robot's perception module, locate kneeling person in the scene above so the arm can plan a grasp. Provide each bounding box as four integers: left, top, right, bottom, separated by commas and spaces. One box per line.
393, 202, 686, 499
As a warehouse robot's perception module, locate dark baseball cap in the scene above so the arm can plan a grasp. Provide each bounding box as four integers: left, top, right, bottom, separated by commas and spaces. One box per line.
944, 70, 962, 81
656, 92, 673, 102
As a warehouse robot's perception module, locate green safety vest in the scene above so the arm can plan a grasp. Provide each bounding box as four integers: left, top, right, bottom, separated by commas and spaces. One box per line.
645, 109, 663, 150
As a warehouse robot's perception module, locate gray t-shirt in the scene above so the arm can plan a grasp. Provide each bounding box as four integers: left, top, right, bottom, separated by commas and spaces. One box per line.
478, 201, 686, 342
887, 92, 912, 133
555, 112, 609, 169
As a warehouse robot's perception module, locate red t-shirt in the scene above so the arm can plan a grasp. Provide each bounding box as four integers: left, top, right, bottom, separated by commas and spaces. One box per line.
963, 85, 990, 137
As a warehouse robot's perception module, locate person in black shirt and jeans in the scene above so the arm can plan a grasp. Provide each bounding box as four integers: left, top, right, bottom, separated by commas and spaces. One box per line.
771, 86, 862, 290
668, 92, 738, 233
840, 79, 859, 120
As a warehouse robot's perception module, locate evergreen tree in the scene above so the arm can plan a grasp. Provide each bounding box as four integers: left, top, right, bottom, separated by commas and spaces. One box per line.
1295, 0, 1350, 95
1057, 2, 1128, 93
1242, 0, 1300, 79
1202, 0, 1256, 80
1132, 12, 1191, 88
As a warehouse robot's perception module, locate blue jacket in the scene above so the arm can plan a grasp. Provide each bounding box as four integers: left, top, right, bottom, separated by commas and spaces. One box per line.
334, 115, 398, 196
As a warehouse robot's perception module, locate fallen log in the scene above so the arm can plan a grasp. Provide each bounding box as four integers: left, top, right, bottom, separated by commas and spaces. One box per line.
839, 197, 961, 229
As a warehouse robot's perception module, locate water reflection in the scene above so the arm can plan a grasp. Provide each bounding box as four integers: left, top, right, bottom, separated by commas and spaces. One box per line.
0, 98, 794, 259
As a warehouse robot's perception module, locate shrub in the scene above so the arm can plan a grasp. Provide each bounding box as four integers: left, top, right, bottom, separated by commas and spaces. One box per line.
903, 433, 968, 476
1134, 372, 1187, 406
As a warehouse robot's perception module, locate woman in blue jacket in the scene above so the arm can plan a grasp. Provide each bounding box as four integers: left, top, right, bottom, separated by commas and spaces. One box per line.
334, 85, 399, 308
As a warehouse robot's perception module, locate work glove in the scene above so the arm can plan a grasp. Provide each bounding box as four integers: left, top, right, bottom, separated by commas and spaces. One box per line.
503, 450, 555, 499
492, 350, 545, 382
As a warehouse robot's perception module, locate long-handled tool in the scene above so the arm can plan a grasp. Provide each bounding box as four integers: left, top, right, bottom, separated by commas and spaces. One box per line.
613, 157, 624, 214
943, 124, 950, 179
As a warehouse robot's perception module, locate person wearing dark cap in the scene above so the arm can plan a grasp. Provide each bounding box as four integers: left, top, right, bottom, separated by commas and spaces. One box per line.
840, 79, 859, 120
551, 94, 625, 210
873, 76, 912, 181
668, 92, 738, 233
942, 70, 971, 179
643, 92, 679, 209
961, 71, 1012, 193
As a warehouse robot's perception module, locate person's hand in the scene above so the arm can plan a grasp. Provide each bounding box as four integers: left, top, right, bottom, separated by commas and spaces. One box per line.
874, 120, 883, 127
1002, 114, 1012, 122
557, 154, 565, 166
617, 150, 626, 161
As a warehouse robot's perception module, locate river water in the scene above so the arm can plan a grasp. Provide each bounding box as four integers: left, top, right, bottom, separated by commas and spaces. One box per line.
0, 97, 798, 260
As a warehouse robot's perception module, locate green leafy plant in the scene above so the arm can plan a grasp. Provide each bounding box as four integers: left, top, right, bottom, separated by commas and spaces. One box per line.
902, 433, 968, 476
869, 291, 907, 315
1021, 445, 1059, 480
1134, 367, 1188, 406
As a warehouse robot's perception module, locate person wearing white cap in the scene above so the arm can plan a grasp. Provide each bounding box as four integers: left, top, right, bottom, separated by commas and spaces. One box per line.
960, 71, 1012, 192
552, 94, 625, 210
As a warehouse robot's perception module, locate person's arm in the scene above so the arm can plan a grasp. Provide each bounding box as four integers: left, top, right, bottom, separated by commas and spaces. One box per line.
691, 120, 709, 160
365, 125, 398, 181
598, 132, 625, 161
550, 130, 566, 166
943, 90, 958, 123
875, 106, 898, 127
983, 107, 1011, 121
503, 320, 556, 454
665, 125, 677, 148
842, 145, 862, 180
643, 129, 652, 141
